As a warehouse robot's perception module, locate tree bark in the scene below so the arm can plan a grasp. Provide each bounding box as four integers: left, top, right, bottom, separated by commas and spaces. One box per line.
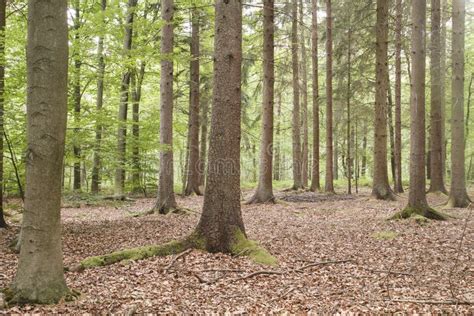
198, 97, 209, 189
91, 0, 107, 195
372, 0, 395, 200
299, 0, 309, 188
115, 0, 137, 198
184, 9, 202, 197
154, 0, 178, 213
448, 0, 471, 207
394, 0, 404, 193
428, 0, 447, 194
10, 0, 70, 303
362, 122, 367, 177
72, 0, 81, 192
131, 62, 145, 194
440, 0, 448, 179
310, 0, 320, 192
0, 0, 6, 228
274, 92, 282, 181
387, 83, 396, 184
291, 0, 302, 190
195, 0, 246, 252
325, 0, 334, 193
248, 0, 275, 203
346, 27, 352, 195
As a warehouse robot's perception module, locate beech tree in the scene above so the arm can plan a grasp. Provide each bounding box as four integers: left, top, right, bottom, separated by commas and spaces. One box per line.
184, 8, 202, 197
0, 0, 6, 228
448, 0, 471, 207
310, 0, 320, 192
428, 0, 447, 194
372, 0, 394, 200
153, 0, 178, 213
248, 0, 275, 204
394, 0, 445, 220
9, 0, 70, 303
325, 0, 334, 193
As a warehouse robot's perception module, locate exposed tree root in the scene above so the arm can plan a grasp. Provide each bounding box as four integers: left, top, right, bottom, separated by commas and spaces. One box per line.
245, 193, 276, 205
164, 249, 193, 273
296, 259, 353, 272
390, 206, 448, 221
372, 186, 396, 201
2, 286, 80, 307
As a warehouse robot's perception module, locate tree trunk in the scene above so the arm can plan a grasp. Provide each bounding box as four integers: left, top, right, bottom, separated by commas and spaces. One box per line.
428, 0, 447, 194
0, 0, 6, 228
448, 0, 470, 207
115, 0, 137, 198
195, 0, 246, 252
346, 27, 352, 195
387, 83, 396, 184
91, 0, 107, 195
184, 9, 202, 196
362, 122, 367, 177
198, 97, 209, 189
291, 0, 302, 190
310, 0, 320, 192
372, 0, 395, 200
154, 0, 178, 213
440, 0, 448, 179
131, 62, 145, 194
394, 0, 404, 193
299, 0, 309, 188
73, 1, 81, 192
274, 92, 282, 181
10, 0, 70, 303
248, 0, 275, 204
325, 0, 334, 193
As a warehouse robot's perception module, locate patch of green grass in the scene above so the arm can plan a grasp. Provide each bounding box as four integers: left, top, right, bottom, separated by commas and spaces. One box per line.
372, 230, 398, 240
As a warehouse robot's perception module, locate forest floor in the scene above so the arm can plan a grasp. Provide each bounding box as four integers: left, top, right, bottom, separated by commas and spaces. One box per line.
1, 188, 473, 314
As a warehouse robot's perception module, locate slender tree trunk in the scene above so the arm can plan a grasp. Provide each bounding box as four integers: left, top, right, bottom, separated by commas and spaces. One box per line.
372, 0, 395, 200
346, 27, 352, 195
325, 0, 334, 193
248, 0, 275, 203
73, 1, 81, 192
362, 122, 367, 177
299, 0, 309, 188
91, 0, 107, 195
115, 0, 137, 198
10, 0, 70, 303
131, 62, 145, 194
291, 0, 302, 190
440, 0, 448, 179
448, 0, 471, 207
154, 0, 178, 213
195, 0, 246, 252
394, 0, 404, 193
274, 92, 282, 181
387, 83, 396, 184
428, 0, 447, 194
310, 0, 320, 191
0, 0, 6, 228
198, 97, 209, 189
185, 9, 202, 196
401, 0, 442, 218
466, 73, 473, 148
334, 134, 338, 180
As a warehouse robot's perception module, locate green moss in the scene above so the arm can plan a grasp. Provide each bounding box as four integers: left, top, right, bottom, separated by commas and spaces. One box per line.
390, 206, 448, 221
231, 230, 278, 266
411, 214, 428, 225
79, 240, 188, 270
372, 230, 398, 240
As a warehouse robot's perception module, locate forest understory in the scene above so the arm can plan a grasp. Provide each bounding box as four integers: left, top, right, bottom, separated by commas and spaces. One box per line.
1, 188, 473, 314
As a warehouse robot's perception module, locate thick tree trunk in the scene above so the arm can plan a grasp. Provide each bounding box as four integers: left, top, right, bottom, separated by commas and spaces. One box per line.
448, 0, 471, 207
291, 0, 302, 190
325, 0, 334, 193
131, 62, 145, 194
10, 0, 70, 303
299, 0, 309, 188
310, 0, 320, 192
73, 1, 81, 192
195, 0, 246, 252
428, 0, 447, 194
115, 0, 137, 198
185, 9, 202, 197
91, 0, 107, 195
0, 0, 6, 228
248, 0, 275, 204
394, 0, 404, 193
372, 0, 395, 200
154, 0, 178, 213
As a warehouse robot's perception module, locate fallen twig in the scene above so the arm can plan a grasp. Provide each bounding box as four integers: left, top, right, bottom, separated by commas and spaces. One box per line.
365, 268, 415, 277
164, 249, 193, 273
296, 259, 353, 272
231, 270, 284, 282
387, 298, 473, 305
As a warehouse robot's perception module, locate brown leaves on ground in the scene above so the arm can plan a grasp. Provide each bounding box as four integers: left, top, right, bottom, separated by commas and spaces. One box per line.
1, 189, 473, 313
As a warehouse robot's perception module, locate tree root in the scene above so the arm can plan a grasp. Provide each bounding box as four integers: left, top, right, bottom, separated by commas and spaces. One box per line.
389, 206, 449, 221
164, 249, 193, 273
